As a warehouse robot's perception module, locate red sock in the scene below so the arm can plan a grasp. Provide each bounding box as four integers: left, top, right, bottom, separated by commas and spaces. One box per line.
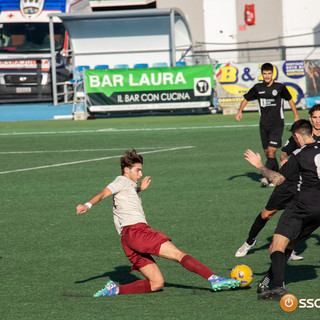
118, 279, 152, 295
180, 255, 214, 279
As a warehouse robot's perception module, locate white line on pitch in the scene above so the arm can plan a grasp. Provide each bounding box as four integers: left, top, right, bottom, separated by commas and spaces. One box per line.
0, 146, 195, 175
0, 124, 260, 136
0, 147, 172, 155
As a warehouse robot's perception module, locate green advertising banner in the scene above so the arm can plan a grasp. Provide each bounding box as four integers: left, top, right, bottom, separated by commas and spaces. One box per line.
84, 65, 214, 112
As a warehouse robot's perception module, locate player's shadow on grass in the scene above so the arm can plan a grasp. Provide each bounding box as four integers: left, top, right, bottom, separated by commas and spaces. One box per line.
75, 265, 221, 292
249, 234, 320, 256
75, 265, 140, 284
164, 283, 213, 292
253, 235, 320, 283
286, 264, 320, 284
255, 264, 320, 285
228, 172, 261, 182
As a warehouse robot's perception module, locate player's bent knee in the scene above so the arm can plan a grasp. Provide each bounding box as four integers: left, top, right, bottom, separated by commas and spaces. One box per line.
270, 239, 287, 254
150, 279, 164, 292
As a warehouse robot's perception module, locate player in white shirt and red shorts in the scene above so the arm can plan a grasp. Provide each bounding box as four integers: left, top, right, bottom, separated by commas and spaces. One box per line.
77, 149, 240, 296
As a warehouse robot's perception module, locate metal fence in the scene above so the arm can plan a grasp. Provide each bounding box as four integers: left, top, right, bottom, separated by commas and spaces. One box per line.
191, 44, 320, 65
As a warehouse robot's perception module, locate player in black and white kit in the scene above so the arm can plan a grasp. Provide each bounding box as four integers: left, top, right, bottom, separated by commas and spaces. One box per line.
235, 104, 320, 261
236, 63, 300, 187
244, 119, 320, 300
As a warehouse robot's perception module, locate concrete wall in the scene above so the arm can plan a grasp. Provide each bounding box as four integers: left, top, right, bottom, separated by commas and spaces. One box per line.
234, 0, 283, 62
202, 0, 238, 63
235, 0, 283, 47
89, 0, 320, 63
203, 0, 237, 49
156, 0, 205, 45
282, 0, 320, 46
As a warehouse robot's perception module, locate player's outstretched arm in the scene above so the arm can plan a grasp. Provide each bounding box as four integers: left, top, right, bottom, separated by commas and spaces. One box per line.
244, 149, 286, 185
139, 176, 151, 192
288, 99, 300, 122
76, 187, 112, 214
244, 149, 263, 168
235, 99, 248, 122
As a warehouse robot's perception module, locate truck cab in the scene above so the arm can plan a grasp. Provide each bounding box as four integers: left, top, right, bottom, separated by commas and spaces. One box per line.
0, 0, 91, 103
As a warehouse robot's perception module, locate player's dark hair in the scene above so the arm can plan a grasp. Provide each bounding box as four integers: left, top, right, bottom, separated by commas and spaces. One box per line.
308, 103, 320, 116
261, 63, 273, 72
290, 119, 312, 136
120, 148, 143, 174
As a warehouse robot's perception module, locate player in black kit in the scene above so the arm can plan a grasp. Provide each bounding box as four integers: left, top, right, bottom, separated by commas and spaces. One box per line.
245, 119, 320, 300
235, 104, 320, 260
236, 63, 300, 187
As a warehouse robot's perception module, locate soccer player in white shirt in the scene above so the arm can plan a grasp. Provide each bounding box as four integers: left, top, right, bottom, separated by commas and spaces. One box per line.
77, 149, 240, 296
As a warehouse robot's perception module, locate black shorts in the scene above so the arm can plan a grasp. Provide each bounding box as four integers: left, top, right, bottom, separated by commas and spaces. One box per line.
265, 180, 297, 211
298, 223, 319, 241
260, 123, 284, 149
274, 199, 320, 241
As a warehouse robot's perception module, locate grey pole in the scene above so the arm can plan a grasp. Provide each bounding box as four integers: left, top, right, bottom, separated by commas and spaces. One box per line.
49, 16, 58, 106
170, 9, 176, 67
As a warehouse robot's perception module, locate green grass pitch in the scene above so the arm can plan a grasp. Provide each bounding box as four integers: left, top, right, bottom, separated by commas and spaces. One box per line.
1, 110, 319, 320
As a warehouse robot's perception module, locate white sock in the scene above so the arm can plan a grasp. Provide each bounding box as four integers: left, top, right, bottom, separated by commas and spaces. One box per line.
208, 274, 219, 281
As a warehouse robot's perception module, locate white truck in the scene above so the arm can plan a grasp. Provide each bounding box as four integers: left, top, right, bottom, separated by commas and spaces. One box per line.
0, 0, 91, 102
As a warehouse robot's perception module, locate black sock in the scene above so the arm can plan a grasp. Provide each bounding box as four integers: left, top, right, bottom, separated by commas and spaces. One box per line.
270, 251, 286, 288
265, 157, 279, 172
265, 158, 279, 172
285, 248, 293, 261
272, 158, 279, 172
265, 158, 274, 170
261, 250, 291, 287
246, 213, 268, 245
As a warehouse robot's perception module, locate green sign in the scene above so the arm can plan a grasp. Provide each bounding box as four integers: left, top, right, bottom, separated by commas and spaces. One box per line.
84, 65, 214, 112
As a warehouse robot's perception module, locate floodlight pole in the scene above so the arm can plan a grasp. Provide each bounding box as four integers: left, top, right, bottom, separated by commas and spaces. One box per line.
49, 15, 58, 106
170, 9, 176, 67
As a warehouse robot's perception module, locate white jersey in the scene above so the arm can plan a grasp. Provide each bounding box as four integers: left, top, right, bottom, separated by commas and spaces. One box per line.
107, 175, 147, 235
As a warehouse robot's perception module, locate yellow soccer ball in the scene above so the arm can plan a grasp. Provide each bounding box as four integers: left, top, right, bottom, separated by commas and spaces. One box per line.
230, 264, 253, 287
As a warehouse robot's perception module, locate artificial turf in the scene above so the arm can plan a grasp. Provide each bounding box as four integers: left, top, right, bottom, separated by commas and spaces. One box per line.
1, 109, 319, 319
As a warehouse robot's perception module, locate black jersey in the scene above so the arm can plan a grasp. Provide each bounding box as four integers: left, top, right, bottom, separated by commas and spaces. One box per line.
244, 82, 292, 126
279, 141, 320, 205
282, 134, 320, 156
281, 136, 297, 156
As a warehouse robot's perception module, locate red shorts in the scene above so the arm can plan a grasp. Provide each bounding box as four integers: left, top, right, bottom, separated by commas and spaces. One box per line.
121, 223, 171, 271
